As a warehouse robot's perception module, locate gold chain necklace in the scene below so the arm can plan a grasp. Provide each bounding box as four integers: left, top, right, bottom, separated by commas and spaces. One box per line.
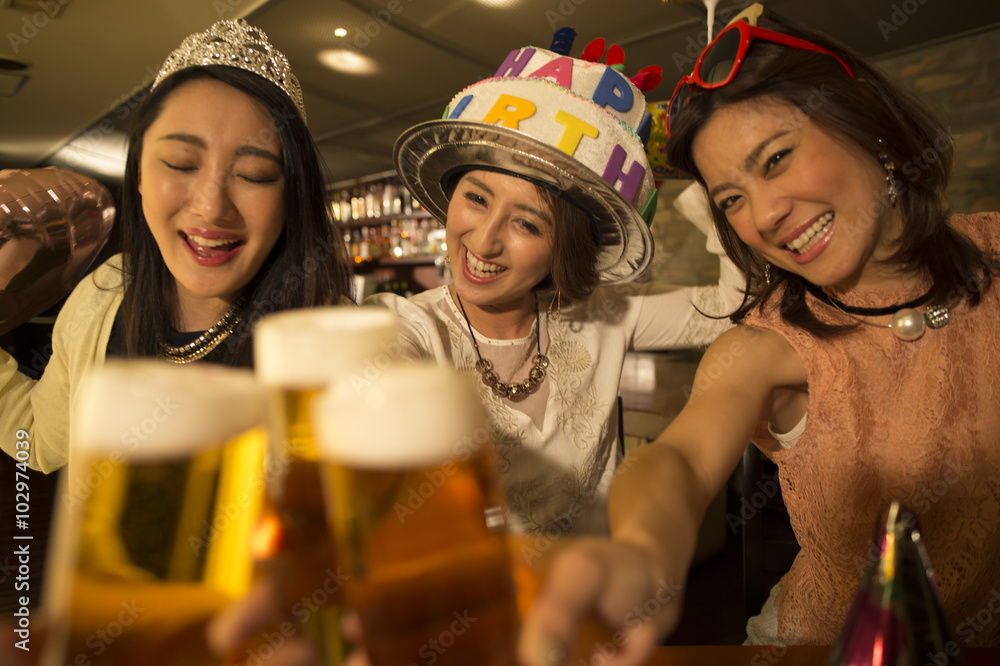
160, 298, 245, 364
455, 293, 549, 402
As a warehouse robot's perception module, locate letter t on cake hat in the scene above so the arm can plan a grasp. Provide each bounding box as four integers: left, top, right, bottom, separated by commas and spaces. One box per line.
393, 29, 663, 286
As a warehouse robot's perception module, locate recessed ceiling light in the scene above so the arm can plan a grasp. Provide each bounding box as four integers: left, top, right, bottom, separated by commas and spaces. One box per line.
318, 48, 378, 75
334, 28, 347, 37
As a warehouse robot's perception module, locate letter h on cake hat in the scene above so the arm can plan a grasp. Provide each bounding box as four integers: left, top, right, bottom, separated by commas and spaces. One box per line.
393, 28, 663, 286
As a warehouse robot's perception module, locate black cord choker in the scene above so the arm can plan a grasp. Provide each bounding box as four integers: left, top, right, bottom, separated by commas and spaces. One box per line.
455, 292, 549, 402
808, 284, 950, 342
822, 286, 933, 316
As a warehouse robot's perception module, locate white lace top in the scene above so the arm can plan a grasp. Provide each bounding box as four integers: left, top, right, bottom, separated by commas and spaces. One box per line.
365, 269, 740, 536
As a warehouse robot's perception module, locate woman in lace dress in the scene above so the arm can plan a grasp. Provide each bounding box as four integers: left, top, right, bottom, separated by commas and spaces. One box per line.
518, 6, 1000, 663
364, 37, 741, 538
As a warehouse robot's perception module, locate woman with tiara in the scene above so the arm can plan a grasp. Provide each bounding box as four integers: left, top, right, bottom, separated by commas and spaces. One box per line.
0, 20, 353, 472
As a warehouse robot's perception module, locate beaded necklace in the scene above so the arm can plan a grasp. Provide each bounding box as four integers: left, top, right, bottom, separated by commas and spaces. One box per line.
455, 293, 549, 402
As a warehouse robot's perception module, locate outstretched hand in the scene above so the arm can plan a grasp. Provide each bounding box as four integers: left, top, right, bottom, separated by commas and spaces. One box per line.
517, 538, 681, 666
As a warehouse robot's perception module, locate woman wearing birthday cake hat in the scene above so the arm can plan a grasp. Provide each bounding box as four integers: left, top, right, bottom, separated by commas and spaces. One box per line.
365, 30, 742, 537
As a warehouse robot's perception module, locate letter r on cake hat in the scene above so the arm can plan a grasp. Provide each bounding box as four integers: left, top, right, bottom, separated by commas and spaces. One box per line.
393, 29, 663, 286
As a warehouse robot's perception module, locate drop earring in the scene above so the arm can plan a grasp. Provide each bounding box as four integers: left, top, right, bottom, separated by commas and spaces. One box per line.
878, 139, 899, 207
547, 290, 562, 321
764, 262, 771, 287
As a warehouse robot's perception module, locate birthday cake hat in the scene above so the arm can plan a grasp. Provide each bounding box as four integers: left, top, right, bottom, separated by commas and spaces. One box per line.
394, 29, 663, 286
826, 500, 968, 666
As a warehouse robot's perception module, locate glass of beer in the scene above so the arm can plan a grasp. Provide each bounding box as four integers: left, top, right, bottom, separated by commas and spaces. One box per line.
252, 306, 399, 663
40, 360, 267, 666
313, 362, 519, 666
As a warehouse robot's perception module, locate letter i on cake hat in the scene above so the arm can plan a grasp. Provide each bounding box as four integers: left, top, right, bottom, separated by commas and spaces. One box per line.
393, 28, 663, 286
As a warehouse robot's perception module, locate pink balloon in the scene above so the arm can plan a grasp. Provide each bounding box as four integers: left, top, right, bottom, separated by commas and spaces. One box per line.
0, 167, 115, 335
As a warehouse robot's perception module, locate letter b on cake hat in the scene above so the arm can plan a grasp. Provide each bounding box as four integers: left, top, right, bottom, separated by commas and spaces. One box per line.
394, 29, 663, 286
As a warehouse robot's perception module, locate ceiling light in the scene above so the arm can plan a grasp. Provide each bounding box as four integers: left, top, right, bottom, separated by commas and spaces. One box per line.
49, 132, 127, 181
318, 48, 378, 75
334, 28, 348, 37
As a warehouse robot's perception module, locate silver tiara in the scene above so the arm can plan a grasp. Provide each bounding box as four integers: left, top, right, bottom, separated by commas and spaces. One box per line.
152, 19, 307, 123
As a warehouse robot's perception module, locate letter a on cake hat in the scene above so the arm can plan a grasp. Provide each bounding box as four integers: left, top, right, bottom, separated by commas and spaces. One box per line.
393, 29, 663, 286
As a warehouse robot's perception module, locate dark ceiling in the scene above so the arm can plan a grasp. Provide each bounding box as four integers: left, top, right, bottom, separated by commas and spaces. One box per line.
2, 0, 999, 188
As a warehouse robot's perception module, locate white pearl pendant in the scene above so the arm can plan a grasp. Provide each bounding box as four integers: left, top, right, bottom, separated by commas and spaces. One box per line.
890, 308, 926, 341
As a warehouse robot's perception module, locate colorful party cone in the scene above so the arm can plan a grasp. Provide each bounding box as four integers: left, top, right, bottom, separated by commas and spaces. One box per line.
826, 500, 967, 666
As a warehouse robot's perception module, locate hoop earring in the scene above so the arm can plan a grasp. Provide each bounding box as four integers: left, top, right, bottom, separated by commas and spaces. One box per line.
547, 290, 562, 321
878, 138, 899, 207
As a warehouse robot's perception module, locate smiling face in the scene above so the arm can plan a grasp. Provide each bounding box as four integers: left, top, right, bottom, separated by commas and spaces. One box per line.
139, 77, 285, 324
445, 170, 555, 315
693, 97, 906, 292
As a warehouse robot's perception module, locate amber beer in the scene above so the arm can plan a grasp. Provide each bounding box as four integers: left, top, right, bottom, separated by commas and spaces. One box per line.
253, 307, 399, 662
41, 361, 267, 666
314, 362, 519, 666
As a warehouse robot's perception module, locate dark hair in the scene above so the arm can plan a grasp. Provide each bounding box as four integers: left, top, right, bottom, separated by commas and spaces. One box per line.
666, 12, 998, 334
539, 190, 601, 301
118, 66, 354, 366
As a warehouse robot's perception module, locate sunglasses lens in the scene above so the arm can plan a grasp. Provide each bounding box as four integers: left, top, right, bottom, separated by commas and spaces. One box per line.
698, 27, 743, 85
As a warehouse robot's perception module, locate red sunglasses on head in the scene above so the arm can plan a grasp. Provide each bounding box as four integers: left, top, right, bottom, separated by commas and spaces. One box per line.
667, 20, 856, 137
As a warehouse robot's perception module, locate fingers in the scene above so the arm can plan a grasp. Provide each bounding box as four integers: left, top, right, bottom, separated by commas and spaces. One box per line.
517, 540, 678, 666
207, 574, 284, 656
342, 646, 374, 666
340, 610, 363, 643
518, 545, 607, 666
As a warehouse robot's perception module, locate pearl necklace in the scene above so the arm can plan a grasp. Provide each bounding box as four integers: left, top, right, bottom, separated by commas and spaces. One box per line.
159, 298, 245, 364
455, 293, 549, 402
817, 287, 950, 342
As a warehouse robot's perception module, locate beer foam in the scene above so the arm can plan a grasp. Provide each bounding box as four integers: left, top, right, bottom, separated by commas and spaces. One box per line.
254, 307, 399, 387
73, 360, 266, 458
313, 362, 488, 469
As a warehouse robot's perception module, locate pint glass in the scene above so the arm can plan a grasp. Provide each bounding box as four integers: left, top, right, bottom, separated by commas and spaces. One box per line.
41, 360, 267, 666
253, 306, 399, 662
314, 362, 519, 666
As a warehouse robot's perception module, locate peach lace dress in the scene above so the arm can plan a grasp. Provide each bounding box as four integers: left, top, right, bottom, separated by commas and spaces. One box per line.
743, 212, 1000, 646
